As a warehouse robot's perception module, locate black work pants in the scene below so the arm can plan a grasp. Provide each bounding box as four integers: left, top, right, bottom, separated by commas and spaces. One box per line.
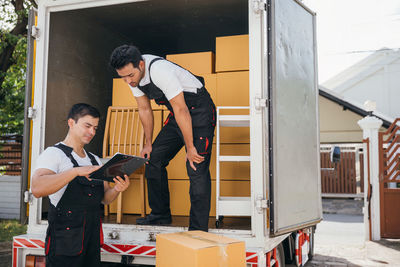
46, 210, 101, 267
145, 117, 214, 231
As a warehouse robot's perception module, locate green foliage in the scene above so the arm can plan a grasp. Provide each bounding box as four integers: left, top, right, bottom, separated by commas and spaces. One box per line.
0, 0, 35, 135
0, 37, 26, 134
0, 220, 27, 242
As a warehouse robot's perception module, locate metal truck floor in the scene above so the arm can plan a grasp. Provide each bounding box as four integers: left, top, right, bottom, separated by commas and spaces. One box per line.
102, 214, 251, 230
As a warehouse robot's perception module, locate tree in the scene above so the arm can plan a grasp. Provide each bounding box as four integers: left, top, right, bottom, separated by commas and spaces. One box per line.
0, 0, 37, 134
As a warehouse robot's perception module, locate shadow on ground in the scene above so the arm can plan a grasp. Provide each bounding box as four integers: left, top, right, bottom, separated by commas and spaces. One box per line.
306, 254, 363, 267
374, 239, 400, 252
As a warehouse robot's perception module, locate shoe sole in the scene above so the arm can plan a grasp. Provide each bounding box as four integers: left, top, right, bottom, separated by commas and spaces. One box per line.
136, 219, 172, 225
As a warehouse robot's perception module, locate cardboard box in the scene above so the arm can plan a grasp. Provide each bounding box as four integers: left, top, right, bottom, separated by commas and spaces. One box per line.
109, 178, 144, 214
216, 71, 249, 143
216, 71, 249, 107
202, 73, 217, 105
156, 231, 246, 267
153, 109, 169, 142
112, 78, 164, 109
166, 52, 215, 75
216, 35, 249, 72
164, 143, 250, 181
210, 144, 250, 181
112, 78, 136, 107
149, 179, 250, 216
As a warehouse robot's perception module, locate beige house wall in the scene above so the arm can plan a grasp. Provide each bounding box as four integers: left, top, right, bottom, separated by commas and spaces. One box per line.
319, 96, 364, 143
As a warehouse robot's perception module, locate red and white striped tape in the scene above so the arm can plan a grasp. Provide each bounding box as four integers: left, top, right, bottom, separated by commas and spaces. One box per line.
13, 237, 260, 266
101, 244, 156, 256
13, 238, 44, 249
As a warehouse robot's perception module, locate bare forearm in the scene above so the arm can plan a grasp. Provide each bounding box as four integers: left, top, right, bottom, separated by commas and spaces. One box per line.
31, 168, 77, 198
174, 107, 194, 149
139, 109, 154, 145
102, 187, 120, 205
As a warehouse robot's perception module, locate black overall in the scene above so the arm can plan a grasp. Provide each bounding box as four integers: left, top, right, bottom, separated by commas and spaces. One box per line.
139, 58, 216, 231
45, 143, 104, 267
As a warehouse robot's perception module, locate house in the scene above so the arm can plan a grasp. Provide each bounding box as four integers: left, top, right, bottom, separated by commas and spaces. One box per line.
319, 86, 392, 143
323, 48, 400, 120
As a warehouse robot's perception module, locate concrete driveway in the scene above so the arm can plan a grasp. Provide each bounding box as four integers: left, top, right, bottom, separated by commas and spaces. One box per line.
291, 213, 400, 267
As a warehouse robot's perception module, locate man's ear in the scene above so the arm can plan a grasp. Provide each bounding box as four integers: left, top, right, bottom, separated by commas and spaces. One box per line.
67, 118, 75, 128
139, 60, 145, 70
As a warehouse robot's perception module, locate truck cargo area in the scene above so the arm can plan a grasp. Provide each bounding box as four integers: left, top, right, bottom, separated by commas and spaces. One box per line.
42, 0, 250, 230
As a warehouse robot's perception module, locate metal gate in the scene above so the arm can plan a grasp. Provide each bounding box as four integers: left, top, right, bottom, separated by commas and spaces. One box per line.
320, 144, 364, 197
379, 119, 400, 238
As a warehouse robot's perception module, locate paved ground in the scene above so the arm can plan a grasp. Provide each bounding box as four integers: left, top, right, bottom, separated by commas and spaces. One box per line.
0, 241, 12, 267
300, 213, 400, 267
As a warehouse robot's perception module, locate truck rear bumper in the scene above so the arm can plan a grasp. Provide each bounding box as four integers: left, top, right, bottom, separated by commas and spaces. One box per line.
13, 234, 261, 266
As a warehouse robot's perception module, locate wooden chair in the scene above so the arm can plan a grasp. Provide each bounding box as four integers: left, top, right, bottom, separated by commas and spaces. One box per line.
102, 107, 145, 223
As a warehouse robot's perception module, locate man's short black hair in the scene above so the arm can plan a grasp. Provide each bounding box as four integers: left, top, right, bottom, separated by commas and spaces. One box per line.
109, 45, 143, 70
67, 103, 100, 122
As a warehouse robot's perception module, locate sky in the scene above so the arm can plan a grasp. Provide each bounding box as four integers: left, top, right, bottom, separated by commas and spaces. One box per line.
2, 0, 400, 85
303, 0, 400, 83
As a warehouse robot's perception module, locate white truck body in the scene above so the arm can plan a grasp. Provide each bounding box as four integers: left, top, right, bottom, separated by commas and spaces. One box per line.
14, 0, 321, 266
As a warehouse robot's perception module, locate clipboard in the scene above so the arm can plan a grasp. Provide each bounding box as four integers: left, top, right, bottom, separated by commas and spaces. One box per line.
89, 153, 148, 182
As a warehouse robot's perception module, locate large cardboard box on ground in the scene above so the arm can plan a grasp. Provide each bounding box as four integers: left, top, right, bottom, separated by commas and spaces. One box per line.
216, 34, 249, 72
156, 231, 246, 267
166, 52, 215, 75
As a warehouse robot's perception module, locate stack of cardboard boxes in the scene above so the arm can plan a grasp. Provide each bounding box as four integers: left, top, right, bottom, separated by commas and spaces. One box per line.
110, 34, 250, 217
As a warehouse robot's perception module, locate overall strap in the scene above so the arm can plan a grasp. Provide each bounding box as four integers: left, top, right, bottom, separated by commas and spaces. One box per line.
54, 143, 80, 168
148, 57, 205, 87
54, 143, 98, 167
147, 57, 164, 86
87, 152, 99, 166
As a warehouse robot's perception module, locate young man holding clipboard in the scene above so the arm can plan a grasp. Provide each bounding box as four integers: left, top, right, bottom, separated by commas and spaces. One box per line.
31, 103, 130, 267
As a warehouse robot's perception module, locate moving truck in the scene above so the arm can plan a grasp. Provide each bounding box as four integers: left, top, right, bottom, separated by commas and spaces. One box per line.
14, 0, 321, 266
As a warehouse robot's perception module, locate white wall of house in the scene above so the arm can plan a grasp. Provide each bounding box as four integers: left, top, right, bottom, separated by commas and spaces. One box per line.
323, 49, 400, 120
0, 175, 21, 219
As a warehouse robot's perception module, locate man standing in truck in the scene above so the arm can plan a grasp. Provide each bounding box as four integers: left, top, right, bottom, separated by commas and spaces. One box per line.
110, 45, 216, 231
31, 103, 130, 267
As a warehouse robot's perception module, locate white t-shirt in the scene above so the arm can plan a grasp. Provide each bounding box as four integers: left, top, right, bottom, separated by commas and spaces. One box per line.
129, 54, 203, 101
33, 142, 102, 207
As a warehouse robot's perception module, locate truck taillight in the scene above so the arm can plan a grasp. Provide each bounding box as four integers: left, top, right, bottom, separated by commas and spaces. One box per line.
26, 255, 45, 267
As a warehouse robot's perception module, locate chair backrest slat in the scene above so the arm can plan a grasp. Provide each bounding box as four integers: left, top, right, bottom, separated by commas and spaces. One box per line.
103, 107, 144, 158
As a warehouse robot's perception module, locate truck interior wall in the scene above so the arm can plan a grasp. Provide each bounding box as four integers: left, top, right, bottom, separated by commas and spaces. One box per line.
45, 0, 247, 156
45, 12, 126, 155
42, 0, 248, 222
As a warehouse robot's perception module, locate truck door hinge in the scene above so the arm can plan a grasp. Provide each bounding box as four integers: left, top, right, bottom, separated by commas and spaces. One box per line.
31, 26, 39, 40
27, 107, 37, 119
24, 191, 33, 204
252, 0, 267, 13
255, 196, 269, 214
255, 97, 268, 110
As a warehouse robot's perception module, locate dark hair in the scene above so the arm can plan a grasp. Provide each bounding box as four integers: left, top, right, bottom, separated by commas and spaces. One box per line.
67, 103, 100, 122
109, 45, 143, 70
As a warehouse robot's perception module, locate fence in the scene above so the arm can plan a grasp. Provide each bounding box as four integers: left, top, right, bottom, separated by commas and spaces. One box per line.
0, 134, 22, 176
320, 144, 364, 198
